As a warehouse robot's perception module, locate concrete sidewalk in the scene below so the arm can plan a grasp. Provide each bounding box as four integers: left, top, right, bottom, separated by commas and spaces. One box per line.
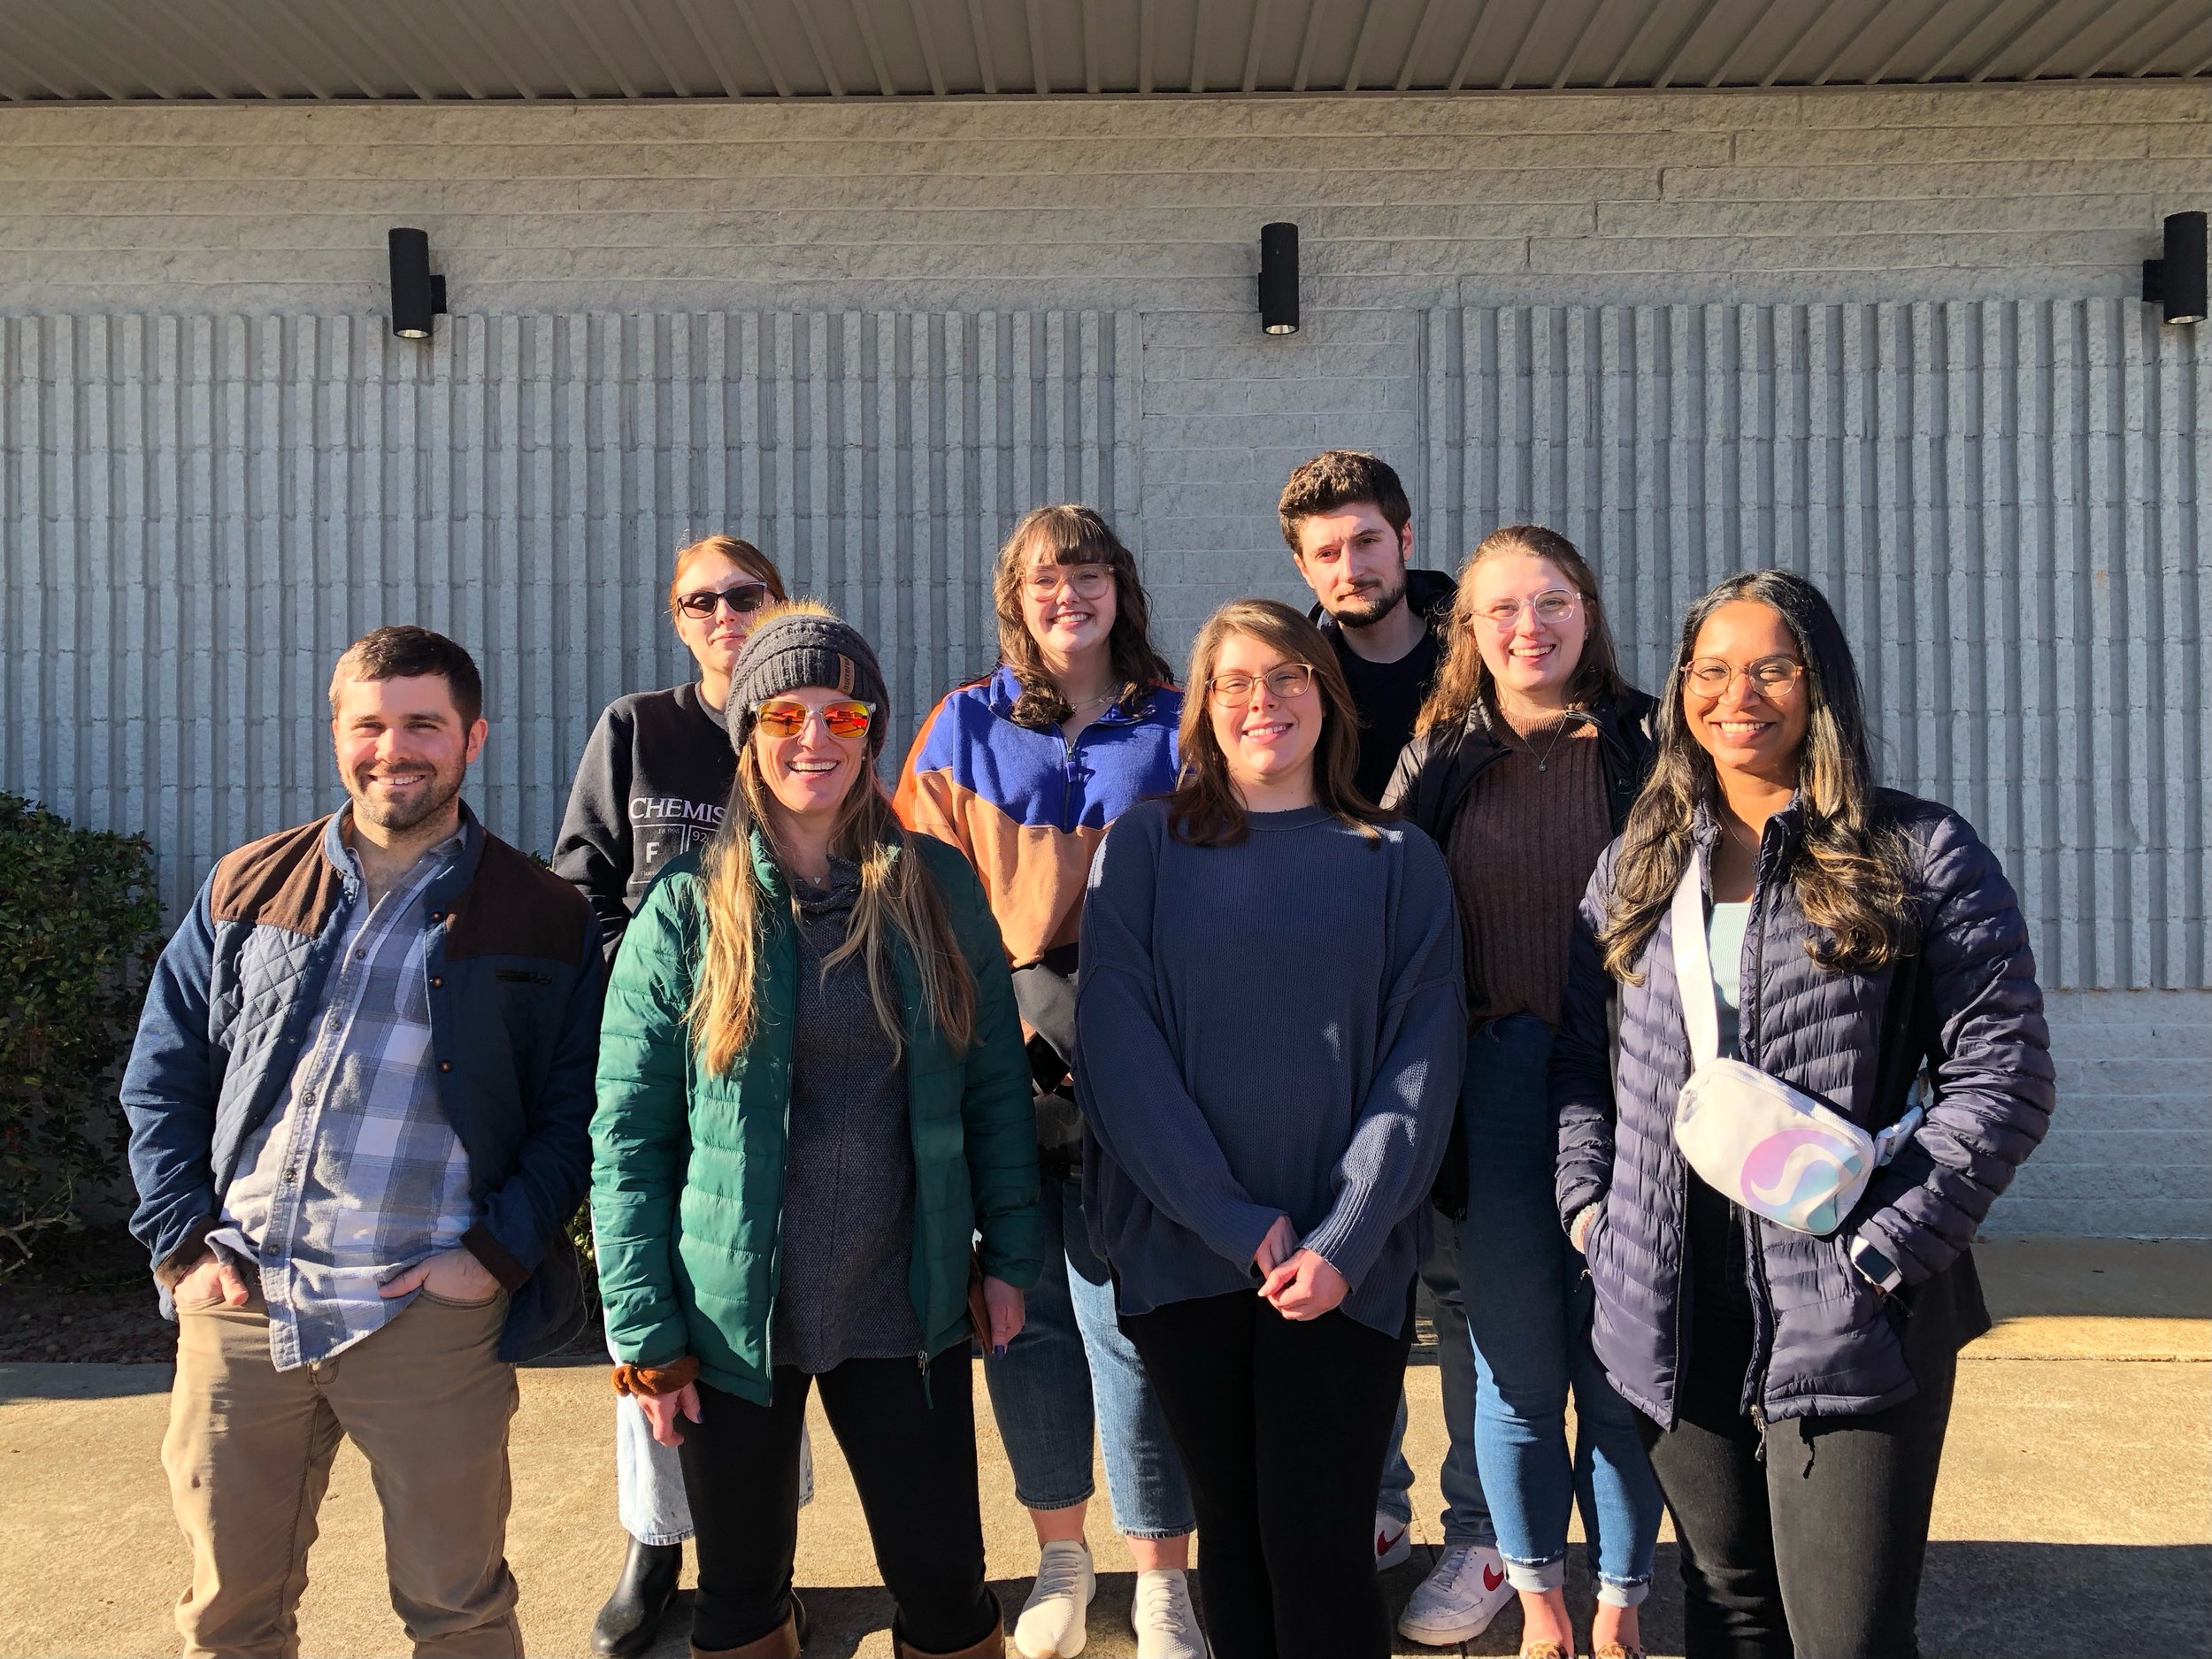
3, 1237, 2204, 1658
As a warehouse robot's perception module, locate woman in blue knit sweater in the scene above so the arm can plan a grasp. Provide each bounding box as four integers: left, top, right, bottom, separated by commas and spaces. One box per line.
1075, 597, 1465, 1659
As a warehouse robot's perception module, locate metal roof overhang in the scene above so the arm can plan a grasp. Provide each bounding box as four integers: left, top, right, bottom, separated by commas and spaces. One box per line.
0, 0, 2206, 103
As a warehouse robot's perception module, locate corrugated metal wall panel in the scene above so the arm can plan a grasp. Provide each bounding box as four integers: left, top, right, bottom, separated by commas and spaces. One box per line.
1418, 299, 2208, 992
0, 309, 1138, 915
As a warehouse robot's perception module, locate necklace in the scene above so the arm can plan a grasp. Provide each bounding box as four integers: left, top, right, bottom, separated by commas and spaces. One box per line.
1508, 710, 1578, 772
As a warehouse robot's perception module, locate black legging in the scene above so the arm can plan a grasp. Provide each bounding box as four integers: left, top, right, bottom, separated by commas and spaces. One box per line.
1643, 1192, 1969, 1659
676, 1347, 997, 1654
1122, 1288, 1412, 1659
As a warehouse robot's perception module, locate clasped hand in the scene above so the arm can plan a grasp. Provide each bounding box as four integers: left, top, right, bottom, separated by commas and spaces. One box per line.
1251, 1214, 1348, 1321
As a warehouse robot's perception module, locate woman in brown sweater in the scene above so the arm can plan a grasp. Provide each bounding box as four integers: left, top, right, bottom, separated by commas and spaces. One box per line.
1380, 526, 1663, 1659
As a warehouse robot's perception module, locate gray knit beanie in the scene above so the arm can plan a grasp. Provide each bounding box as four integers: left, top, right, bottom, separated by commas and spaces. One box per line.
725, 603, 892, 756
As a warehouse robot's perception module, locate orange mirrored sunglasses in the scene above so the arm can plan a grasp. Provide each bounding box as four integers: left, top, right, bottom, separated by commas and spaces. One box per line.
751, 698, 875, 739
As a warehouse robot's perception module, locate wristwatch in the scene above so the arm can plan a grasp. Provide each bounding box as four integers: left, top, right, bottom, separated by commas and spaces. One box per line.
1849, 1235, 1904, 1295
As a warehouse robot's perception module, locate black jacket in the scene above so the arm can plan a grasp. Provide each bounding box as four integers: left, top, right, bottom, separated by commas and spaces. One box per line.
1380, 685, 1659, 1221
1382, 685, 1660, 849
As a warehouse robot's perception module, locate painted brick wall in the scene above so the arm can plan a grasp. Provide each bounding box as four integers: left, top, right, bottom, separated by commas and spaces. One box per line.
0, 86, 2203, 314
2027, 991, 2208, 1240
4, 85, 2203, 647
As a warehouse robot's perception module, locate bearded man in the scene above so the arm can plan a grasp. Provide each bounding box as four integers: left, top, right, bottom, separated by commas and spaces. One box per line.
1278, 449, 1461, 805
120, 625, 602, 1659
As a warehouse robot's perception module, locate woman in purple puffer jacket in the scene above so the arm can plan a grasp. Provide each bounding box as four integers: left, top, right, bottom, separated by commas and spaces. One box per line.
1551, 569, 2054, 1659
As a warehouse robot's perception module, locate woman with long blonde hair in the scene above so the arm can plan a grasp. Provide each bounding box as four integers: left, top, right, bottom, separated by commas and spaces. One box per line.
554, 533, 789, 1659
895, 505, 1205, 1659
593, 604, 1044, 1659
1383, 526, 1663, 1659
1077, 598, 1463, 1659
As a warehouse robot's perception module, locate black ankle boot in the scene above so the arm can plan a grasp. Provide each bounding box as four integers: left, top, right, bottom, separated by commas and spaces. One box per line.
591, 1536, 683, 1658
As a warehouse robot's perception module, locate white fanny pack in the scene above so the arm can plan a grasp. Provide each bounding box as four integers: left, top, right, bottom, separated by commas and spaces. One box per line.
1669, 852, 1922, 1237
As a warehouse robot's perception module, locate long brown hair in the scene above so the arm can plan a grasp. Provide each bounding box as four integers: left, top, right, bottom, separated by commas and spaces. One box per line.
1416, 524, 1629, 736
992, 504, 1174, 727
667, 534, 787, 618
1165, 598, 1384, 847
688, 609, 973, 1074
1598, 570, 1917, 983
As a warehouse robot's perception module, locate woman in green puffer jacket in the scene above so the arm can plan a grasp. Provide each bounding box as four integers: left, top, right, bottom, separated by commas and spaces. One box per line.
590, 603, 1044, 1659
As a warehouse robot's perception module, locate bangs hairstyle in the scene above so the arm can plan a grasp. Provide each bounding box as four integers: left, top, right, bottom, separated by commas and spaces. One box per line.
687, 603, 972, 1076
993, 504, 1175, 728
1416, 524, 1631, 736
329, 625, 483, 727
1276, 449, 1411, 552
1165, 597, 1385, 847
667, 534, 787, 618
1599, 569, 1917, 983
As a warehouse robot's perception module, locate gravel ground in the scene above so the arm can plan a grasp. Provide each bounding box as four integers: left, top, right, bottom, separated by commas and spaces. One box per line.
0, 1225, 174, 1364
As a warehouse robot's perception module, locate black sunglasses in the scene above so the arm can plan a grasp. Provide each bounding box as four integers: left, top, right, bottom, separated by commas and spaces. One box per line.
675, 582, 771, 619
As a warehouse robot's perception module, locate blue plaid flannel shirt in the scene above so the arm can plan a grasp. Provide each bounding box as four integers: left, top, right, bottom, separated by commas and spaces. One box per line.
209, 813, 478, 1370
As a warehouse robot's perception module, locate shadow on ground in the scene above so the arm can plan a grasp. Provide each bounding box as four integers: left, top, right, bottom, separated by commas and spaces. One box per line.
0, 1361, 173, 1402
632, 1542, 2211, 1657
640, 1577, 1137, 1659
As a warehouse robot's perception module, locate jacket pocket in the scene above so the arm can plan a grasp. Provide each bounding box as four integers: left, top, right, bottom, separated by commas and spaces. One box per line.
1578, 1197, 1610, 1264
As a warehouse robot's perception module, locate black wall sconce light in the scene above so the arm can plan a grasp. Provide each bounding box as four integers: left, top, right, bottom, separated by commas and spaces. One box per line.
1259, 222, 1300, 336
2142, 211, 2206, 326
388, 228, 448, 340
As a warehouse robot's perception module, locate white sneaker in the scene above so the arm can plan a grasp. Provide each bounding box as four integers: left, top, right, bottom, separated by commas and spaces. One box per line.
1132, 1567, 1210, 1659
1394, 1543, 1515, 1646
1373, 1511, 1413, 1571
1013, 1539, 1096, 1658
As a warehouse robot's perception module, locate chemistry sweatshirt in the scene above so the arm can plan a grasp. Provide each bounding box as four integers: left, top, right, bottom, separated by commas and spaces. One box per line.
553, 683, 735, 958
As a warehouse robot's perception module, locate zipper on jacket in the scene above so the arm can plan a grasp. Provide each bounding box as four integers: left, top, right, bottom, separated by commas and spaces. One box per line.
1668, 1159, 1690, 1432
1740, 819, 1780, 1422
1663, 849, 1700, 1433
1056, 710, 1117, 833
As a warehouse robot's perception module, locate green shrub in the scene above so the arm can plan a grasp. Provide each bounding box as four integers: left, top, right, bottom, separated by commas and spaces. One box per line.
0, 793, 165, 1276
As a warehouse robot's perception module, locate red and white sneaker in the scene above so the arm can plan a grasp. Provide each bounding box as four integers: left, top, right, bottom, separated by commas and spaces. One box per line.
1394, 1544, 1514, 1646
1373, 1512, 1413, 1571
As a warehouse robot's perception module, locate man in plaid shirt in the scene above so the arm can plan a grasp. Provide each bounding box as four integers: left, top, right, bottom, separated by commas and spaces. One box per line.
123, 626, 603, 1659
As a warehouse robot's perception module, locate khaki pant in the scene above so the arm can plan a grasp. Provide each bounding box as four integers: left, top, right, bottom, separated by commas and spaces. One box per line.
161, 1287, 523, 1659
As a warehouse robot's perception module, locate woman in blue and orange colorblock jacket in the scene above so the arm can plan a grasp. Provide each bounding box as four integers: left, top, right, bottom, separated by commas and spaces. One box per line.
895, 505, 1205, 1659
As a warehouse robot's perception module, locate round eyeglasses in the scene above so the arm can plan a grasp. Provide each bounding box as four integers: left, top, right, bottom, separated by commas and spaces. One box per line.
1685, 656, 1803, 696
1206, 664, 1317, 706
1476, 590, 1579, 630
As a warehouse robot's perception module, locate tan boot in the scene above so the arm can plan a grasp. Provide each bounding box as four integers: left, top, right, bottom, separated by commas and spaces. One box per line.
891, 1590, 1004, 1658
692, 1592, 807, 1658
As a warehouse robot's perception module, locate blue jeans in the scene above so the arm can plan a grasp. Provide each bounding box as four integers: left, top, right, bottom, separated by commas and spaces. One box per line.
612, 1325, 695, 1546
984, 1175, 1194, 1539
1463, 1015, 1663, 1609
1377, 1209, 1496, 1549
